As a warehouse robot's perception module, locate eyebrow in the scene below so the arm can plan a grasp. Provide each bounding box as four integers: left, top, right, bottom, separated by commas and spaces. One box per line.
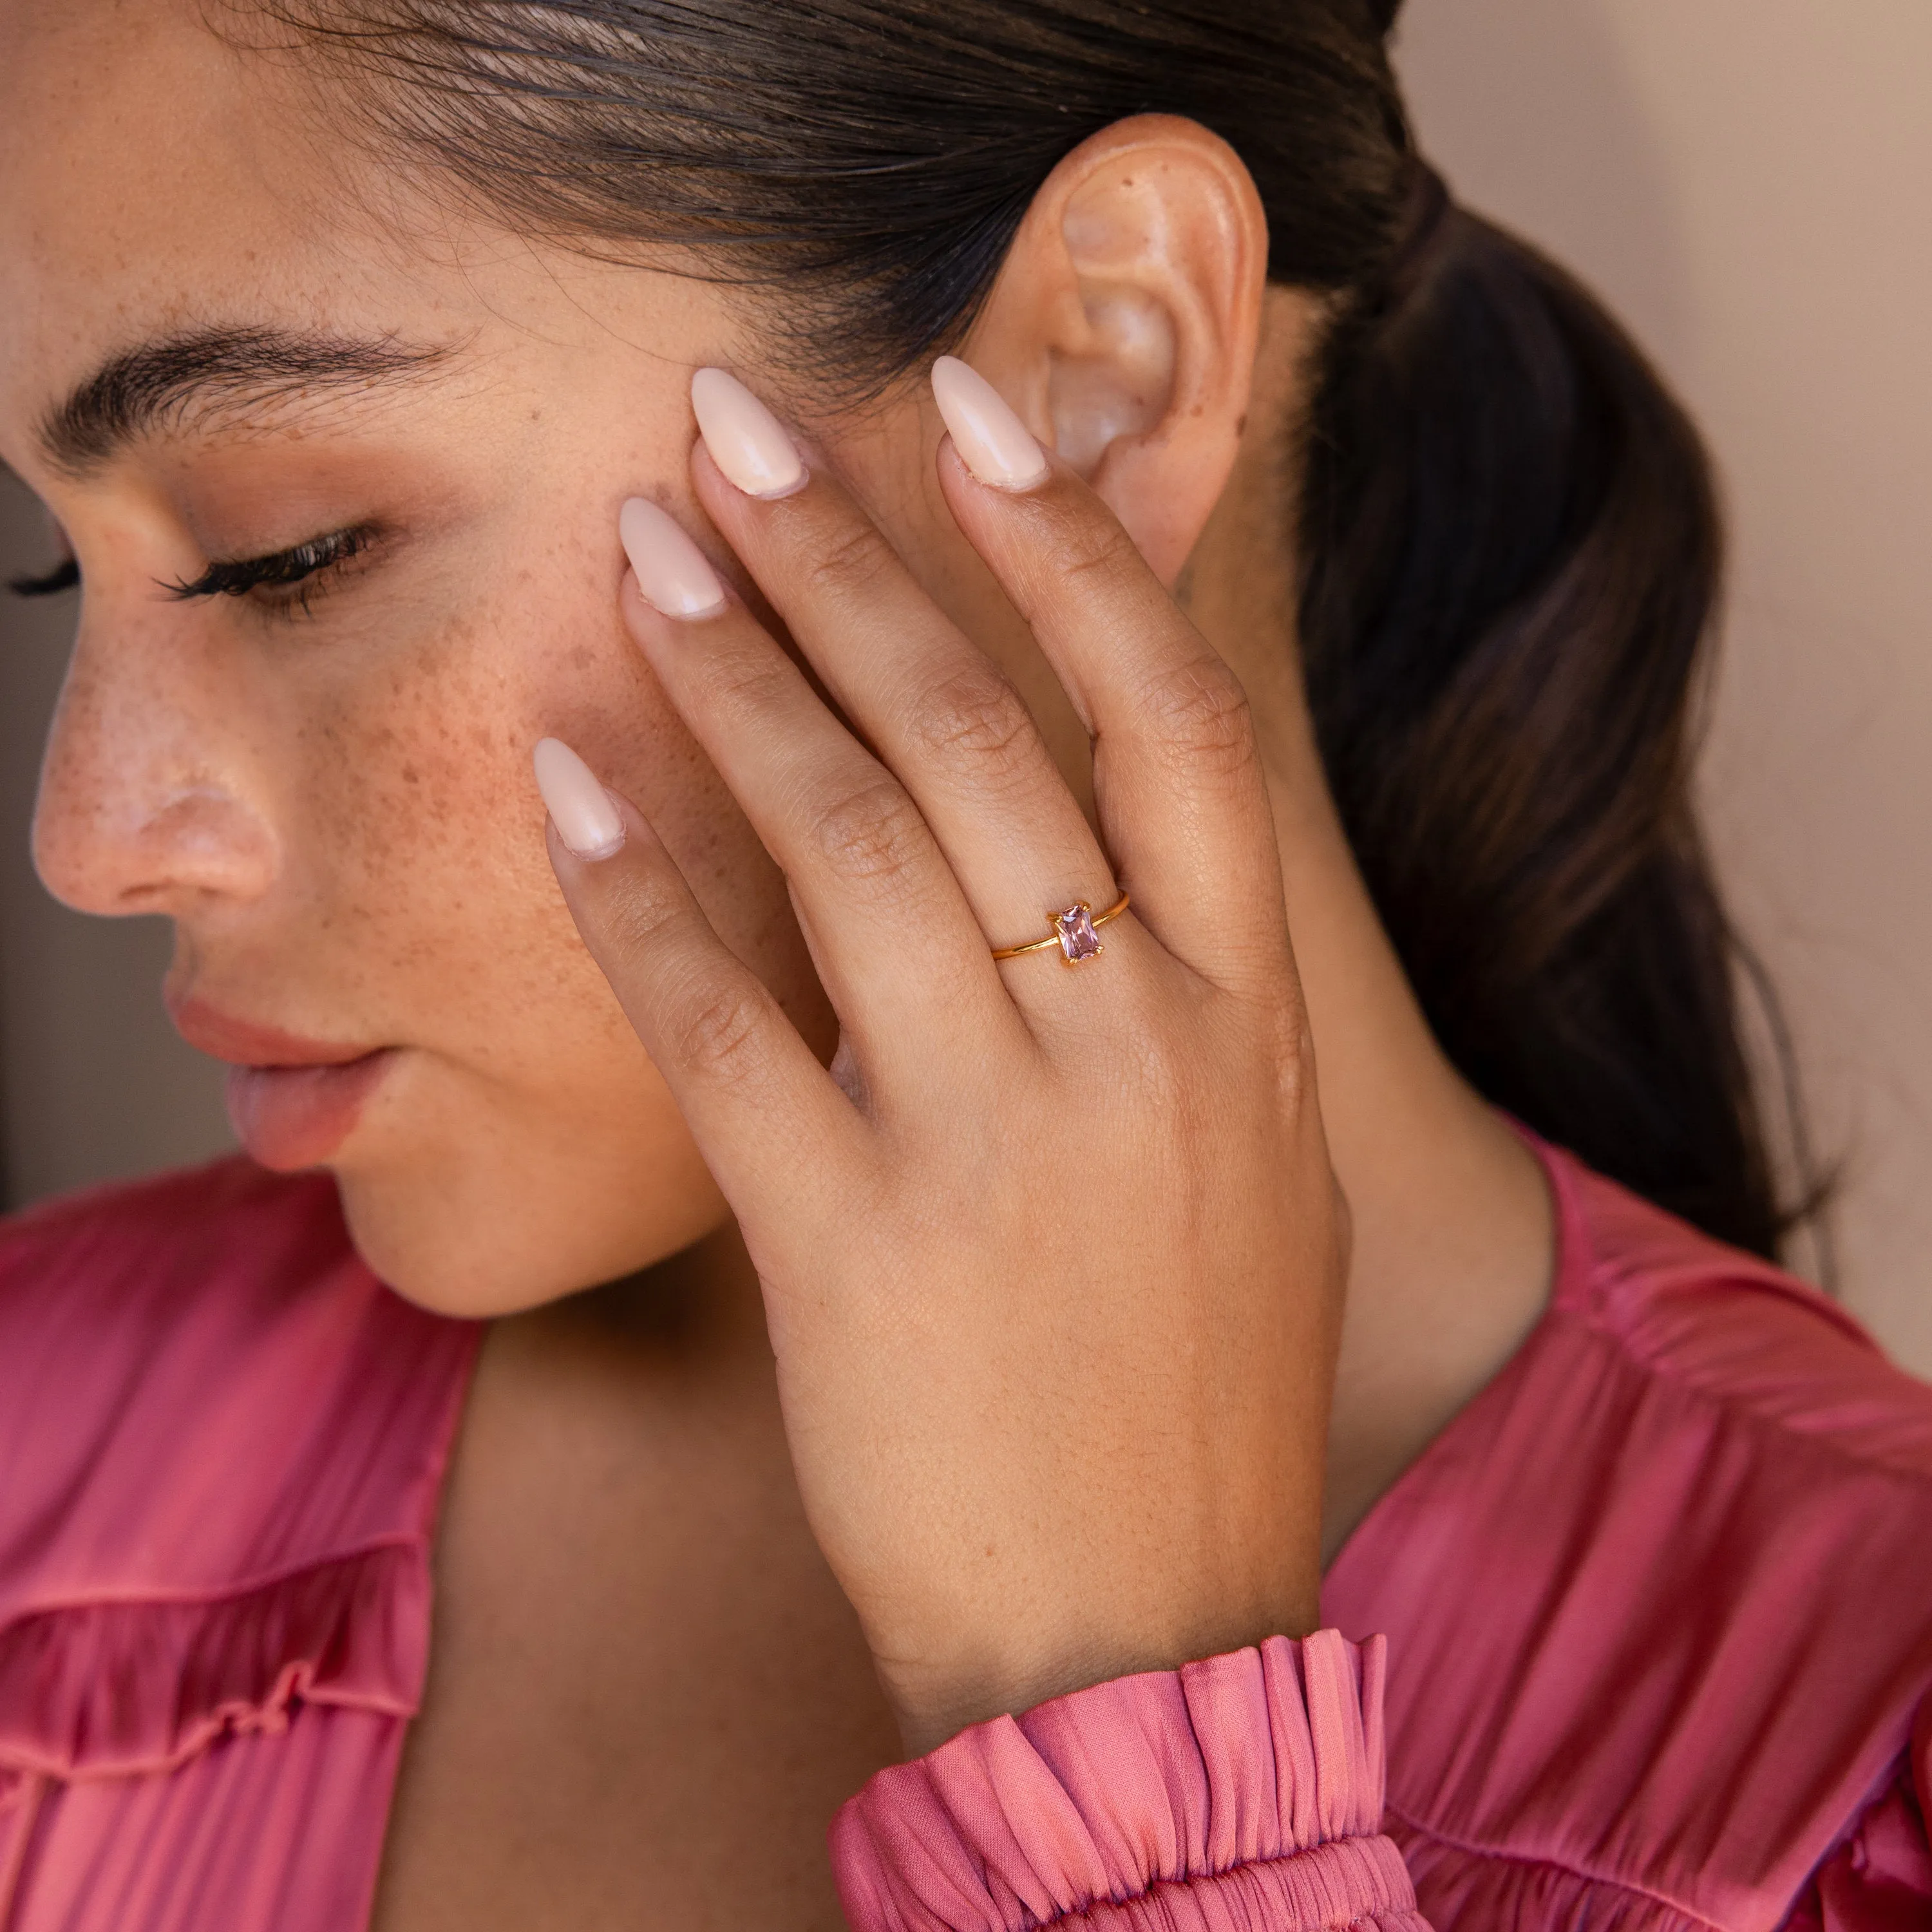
37, 325, 457, 476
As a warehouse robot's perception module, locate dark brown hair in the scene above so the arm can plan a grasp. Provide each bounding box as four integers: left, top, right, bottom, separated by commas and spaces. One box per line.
261, 0, 1804, 1256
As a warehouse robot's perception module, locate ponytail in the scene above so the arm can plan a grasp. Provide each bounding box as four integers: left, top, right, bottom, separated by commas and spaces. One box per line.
1298, 176, 1792, 1255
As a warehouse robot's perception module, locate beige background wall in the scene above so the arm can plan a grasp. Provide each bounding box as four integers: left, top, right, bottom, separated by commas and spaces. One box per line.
1, 1, 1928, 1367
1394, 0, 1932, 1372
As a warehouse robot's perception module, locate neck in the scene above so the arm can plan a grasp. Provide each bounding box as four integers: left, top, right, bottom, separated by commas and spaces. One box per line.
1184, 292, 1553, 1558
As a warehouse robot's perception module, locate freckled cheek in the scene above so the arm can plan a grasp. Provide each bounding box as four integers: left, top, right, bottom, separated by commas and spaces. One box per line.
284, 580, 807, 1048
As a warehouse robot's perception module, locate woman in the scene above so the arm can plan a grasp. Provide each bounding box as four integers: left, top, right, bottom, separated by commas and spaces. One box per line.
1, 0, 1927, 1927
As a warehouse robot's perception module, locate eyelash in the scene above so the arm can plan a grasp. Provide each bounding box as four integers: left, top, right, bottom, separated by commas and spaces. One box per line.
8, 558, 79, 598
3, 527, 379, 611
167, 526, 377, 611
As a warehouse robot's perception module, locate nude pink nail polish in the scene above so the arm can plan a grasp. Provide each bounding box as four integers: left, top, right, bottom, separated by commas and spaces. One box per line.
931, 356, 1050, 491
533, 737, 625, 860
691, 368, 807, 498
618, 498, 728, 618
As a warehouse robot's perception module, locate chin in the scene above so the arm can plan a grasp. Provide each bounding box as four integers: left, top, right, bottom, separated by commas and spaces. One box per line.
328, 1121, 732, 1320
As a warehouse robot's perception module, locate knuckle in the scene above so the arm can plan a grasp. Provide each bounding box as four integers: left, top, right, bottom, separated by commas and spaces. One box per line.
1134, 656, 1258, 776
907, 663, 1038, 786
691, 643, 795, 726
811, 775, 929, 889
1271, 1008, 1318, 1103
668, 974, 771, 1086
799, 519, 896, 605
596, 860, 689, 958
1041, 507, 1140, 590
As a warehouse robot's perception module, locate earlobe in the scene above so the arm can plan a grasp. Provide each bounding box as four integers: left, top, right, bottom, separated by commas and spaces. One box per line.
1031, 117, 1269, 585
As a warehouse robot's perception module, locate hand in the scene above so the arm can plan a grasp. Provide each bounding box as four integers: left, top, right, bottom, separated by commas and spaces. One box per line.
535, 360, 1347, 1754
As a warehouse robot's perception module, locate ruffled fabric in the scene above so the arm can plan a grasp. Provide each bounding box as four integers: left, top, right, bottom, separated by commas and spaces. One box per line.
0, 1159, 479, 1930
1328, 1141, 1932, 1927
831, 1632, 1428, 1932
0, 1542, 424, 1781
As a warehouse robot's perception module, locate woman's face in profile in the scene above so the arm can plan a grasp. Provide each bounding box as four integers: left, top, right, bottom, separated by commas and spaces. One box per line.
0, 1, 966, 1312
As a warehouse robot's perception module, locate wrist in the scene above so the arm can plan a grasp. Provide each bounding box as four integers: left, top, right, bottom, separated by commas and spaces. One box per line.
878, 1586, 1325, 1758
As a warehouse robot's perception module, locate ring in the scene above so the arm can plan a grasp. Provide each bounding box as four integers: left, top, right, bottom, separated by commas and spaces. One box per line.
991, 890, 1130, 967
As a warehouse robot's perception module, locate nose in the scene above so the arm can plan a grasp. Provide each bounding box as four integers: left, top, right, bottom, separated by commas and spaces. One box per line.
32, 599, 279, 918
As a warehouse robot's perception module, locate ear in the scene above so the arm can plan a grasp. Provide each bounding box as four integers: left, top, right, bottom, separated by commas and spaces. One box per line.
961, 115, 1269, 587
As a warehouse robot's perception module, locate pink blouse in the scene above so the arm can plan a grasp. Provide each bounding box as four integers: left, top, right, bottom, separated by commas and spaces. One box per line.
1, 1139, 1929, 1928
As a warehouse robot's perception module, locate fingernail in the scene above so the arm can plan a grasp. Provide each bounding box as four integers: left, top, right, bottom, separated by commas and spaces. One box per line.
690, 368, 807, 498
533, 737, 625, 860
931, 356, 1050, 491
618, 498, 729, 619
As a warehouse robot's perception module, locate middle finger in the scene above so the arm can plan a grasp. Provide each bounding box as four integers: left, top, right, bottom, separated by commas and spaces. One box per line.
684, 369, 1119, 971
613, 513, 1002, 1059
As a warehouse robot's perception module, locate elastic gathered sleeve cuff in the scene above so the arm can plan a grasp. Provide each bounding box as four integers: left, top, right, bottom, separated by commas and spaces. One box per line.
830, 1631, 1430, 1932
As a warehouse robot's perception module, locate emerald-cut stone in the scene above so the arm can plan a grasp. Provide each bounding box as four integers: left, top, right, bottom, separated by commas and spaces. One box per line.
1054, 902, 1103, 963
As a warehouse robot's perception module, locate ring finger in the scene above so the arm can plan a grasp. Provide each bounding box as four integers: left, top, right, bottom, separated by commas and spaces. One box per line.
677, 370, 1121, 974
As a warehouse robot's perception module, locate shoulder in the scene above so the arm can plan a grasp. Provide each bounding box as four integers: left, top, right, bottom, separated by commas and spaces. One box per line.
1557, 1148, 1932, 1478
1326, 1139, 1932, 1928
0, 1156, 478, 1613
0, 1159, 479, 1783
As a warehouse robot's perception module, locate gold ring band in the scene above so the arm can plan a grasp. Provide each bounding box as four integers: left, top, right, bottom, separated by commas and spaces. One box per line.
991, 890, 1130, 967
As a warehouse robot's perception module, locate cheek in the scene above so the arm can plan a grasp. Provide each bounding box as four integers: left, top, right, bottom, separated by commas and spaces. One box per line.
296, 542, 753, 1036
280, 542, 829, 1309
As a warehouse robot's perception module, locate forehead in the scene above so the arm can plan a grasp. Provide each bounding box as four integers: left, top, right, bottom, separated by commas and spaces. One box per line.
0, 5, 419, 470
0, 2, 719, 478
0, 6, 363, 345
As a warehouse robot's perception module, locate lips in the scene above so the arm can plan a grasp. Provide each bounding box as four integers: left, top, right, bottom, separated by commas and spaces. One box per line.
167, 996, 395, 1172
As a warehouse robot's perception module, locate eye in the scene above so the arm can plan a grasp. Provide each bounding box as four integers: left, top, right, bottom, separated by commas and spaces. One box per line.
8, 555, 80, 598
165, 524, 380, 612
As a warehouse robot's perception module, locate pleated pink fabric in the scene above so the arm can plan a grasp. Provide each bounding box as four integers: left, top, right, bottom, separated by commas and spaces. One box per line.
1325, 1146, 1932, 1929
0, 1160, 480, 1930
3, 1139, 1932, 1929
830, 1633, 1426, 1932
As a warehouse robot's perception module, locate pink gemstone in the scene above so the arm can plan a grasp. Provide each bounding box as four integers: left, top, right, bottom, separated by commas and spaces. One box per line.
1054, 902, 1103, 963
